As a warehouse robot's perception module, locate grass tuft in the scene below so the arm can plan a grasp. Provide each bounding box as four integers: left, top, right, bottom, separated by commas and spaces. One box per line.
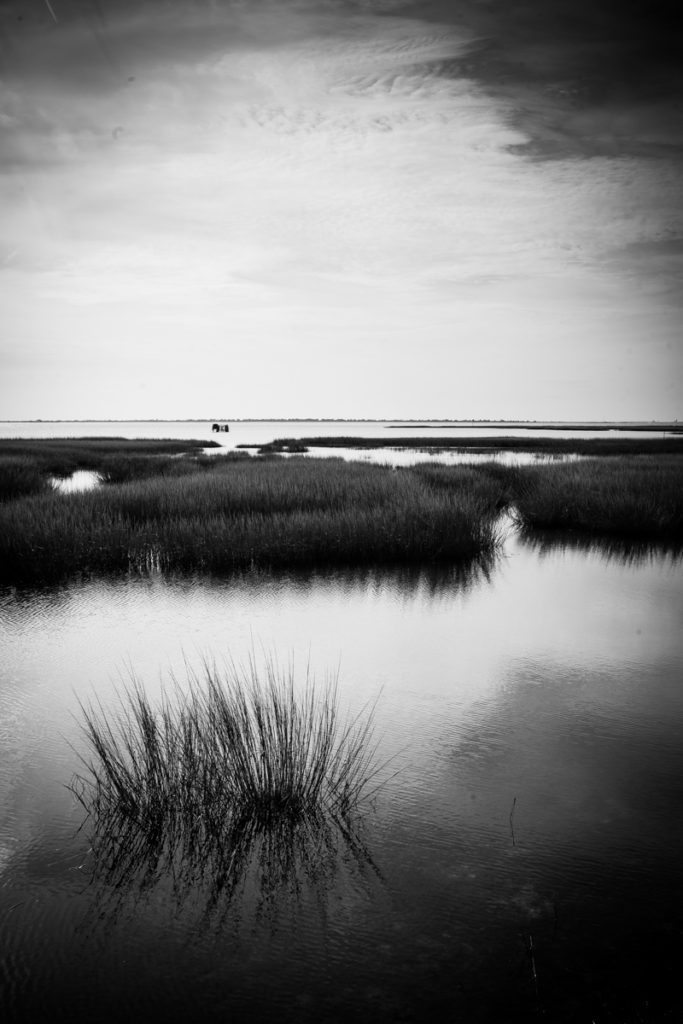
70, 658, 384, 897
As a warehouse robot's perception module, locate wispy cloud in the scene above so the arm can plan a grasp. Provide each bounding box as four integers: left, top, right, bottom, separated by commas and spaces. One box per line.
0, 0, 680, 418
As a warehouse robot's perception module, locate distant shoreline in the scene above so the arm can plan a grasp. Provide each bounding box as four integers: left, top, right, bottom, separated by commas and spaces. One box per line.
249, 436, 683, 456
1, 419, 681, 431
387, 422, 683, 433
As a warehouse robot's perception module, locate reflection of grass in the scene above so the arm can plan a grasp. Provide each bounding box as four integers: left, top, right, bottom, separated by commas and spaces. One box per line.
83, 789, 379, 925
517, 526, 683, 567
71, 660, 383, 908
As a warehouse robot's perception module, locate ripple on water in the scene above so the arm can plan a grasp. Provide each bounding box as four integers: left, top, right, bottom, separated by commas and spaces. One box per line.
0, 548, 682, 1021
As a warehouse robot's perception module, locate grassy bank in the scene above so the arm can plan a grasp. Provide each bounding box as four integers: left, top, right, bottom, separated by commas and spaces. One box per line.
251, 436, 683, 456
0, 456, 502, 583
0, 438, 219, 499
511, 456, 683, 540
1, 444, 680, 585
387, 421, 683, 433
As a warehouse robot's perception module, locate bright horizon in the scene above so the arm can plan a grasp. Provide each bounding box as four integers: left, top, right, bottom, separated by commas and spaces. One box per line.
1, 0, 681, 422
1, 417, 680, 424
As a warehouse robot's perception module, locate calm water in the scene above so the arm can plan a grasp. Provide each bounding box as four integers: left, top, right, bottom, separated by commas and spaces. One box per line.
50, 470, 102, 494
1, 419, 676, 447
1, 531, 682, 1022
1, 418, 667, 471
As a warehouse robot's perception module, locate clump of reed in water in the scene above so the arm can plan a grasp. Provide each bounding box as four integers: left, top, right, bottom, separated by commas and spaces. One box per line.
71, 659, 382, 863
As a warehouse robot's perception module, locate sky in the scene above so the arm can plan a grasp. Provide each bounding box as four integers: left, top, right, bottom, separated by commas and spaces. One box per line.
0, 0, 681, 420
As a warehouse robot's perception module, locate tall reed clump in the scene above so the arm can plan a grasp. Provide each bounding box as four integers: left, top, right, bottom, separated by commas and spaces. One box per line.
71, 660, 383, 889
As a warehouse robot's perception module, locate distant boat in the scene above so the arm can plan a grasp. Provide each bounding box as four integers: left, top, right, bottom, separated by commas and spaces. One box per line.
211, 423, 230, 433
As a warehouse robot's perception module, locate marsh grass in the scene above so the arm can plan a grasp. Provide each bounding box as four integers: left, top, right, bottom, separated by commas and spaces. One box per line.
2, 443, 680, 584
0, 437, 215, 476
0, 456, 54, 501
0, 457, 501, 582
70, 660, 384, 906
511, 456, 683, 541
251, 435, 683, 456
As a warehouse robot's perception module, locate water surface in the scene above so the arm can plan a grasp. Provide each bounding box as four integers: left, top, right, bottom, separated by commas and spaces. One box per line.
1, 535, 682, 1021
50, 470, 101, 494
1, 418, 648, 470
0, 419, 676, 445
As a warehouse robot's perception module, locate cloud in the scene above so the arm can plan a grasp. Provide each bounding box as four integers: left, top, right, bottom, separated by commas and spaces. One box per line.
0, 0, 681, 418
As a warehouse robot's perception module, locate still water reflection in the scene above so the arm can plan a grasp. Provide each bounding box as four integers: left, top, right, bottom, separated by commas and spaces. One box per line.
1, 537, 682, 1022
50, 470, 101, 494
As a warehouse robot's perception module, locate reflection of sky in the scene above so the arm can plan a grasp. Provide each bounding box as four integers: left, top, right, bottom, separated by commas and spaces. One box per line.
1, 540, 681, 816
1, 545, 682, 963
0, 0, 681, 420
1, 543, 683, 1016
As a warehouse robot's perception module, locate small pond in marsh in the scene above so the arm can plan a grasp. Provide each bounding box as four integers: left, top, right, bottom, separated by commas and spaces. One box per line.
1, 532, 682, 1023
50, 470, 102, 494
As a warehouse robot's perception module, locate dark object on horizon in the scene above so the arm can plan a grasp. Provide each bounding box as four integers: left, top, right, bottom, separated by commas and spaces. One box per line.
212, 423, 230, 433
